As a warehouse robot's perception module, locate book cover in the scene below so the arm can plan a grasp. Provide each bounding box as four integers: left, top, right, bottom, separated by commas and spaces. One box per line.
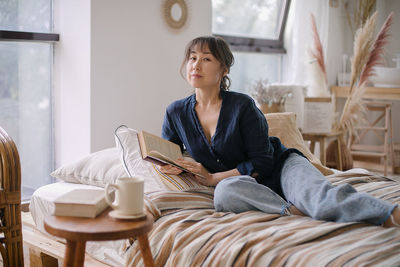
137, 130, 205, 178
53, 188, 109, 218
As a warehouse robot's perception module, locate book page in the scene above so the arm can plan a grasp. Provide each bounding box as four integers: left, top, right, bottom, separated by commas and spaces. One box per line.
148, 150, 176, 164
139, 131, 206, 178
142, 131, 182, 161
148, 150, 206, 178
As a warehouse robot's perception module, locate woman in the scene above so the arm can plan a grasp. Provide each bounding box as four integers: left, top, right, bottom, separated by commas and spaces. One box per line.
160, 35, 400, 227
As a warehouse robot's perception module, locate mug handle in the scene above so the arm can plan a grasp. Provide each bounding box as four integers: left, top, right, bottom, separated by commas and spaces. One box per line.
105, 183, 119, 210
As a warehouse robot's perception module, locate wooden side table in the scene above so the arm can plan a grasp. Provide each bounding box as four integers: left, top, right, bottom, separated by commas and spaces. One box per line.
44, 209, 154, 267
302, 131, 344, 171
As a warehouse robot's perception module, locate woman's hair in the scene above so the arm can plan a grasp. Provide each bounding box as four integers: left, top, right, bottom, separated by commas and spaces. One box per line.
181, 36, 234, 91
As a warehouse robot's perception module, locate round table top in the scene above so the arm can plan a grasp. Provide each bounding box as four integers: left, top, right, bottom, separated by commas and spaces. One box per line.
44, 208, 154, 241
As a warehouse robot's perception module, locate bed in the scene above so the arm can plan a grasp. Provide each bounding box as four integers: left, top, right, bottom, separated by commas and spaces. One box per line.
25, 113, 400, 266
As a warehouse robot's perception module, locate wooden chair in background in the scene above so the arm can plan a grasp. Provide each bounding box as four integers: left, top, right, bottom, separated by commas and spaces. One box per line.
349, 101, 395, 176
0, 126, 24, 266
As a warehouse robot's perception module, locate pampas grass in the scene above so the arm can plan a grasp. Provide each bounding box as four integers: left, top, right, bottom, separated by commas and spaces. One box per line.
337, 11, 393, 134
328, 10, 392, 170
343, 0, 377, 38
310, 14, 327, 82
307, 13, 330, 97
359, 12, 393, 85
348, 12, 376, 91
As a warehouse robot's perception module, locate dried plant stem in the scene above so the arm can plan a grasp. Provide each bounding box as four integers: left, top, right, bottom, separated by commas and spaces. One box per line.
359, 12, 393, 85
342, 0, 355, 37
348, 11, 376, 92
310, 13, 327, 83
338, 12, 376, 132
358, 0, 376, 29
343, 0, 377, 38
308, 13, 329, 97
340, 82, 367, 134
338, 11, 393, 135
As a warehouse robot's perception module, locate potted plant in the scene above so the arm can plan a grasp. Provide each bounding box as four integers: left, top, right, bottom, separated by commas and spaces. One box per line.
250, 79, 292, 114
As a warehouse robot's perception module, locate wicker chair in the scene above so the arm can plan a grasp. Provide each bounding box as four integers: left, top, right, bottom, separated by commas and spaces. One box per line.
0, 126, 24, 266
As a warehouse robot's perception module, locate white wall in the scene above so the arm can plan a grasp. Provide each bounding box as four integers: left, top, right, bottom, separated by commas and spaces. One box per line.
54, 0, 91, 167
325, 3, 353, 88
55, 0, 212, 166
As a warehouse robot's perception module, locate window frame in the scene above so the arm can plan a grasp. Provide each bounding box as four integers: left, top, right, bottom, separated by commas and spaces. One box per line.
0, 30, 59, 42
0, 14, 59, 202
213, 0, 291, 54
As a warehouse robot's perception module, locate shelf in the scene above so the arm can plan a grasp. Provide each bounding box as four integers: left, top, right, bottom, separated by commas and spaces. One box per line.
331, 86, 400, 100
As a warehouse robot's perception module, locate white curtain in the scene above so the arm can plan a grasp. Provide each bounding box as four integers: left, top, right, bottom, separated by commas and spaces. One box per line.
282, 0, 330, 87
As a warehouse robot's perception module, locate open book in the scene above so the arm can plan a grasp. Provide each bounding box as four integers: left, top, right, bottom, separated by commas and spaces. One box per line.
53, 188, 109, 218
137, 130, 205, 178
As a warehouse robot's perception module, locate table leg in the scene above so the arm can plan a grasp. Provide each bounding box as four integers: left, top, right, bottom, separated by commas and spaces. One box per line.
337, 136, 343, 171
64, 240, 86, 267
320, 138, 326, 166
138, 234, 154, 267
310, 141, 316, 153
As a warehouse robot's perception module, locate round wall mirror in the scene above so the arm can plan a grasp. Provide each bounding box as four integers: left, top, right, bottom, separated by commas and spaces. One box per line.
171, 3, 182, 21
163, 0, 188, 29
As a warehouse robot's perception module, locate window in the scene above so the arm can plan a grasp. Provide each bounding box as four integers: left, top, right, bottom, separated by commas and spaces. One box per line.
0, 0, 59, 201
212, 0, 291, 93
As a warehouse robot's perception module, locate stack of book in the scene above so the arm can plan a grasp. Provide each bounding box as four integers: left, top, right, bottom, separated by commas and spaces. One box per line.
53, 188, 109, 218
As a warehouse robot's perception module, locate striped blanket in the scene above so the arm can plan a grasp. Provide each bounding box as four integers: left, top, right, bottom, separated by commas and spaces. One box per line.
126, 172, 400, 266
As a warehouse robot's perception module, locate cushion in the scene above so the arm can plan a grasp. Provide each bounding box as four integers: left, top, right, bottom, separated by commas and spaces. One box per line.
265, 112, 334, 175
50, 148, 126, 187
114, 125, 213, 192
50, 148, 162, 193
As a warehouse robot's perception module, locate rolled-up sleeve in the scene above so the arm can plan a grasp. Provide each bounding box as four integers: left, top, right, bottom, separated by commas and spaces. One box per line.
162, 107, 183, 150
236, 100, 274, 179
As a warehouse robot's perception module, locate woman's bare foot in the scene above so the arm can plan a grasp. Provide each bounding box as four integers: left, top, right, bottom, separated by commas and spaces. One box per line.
383, 207, 400, 227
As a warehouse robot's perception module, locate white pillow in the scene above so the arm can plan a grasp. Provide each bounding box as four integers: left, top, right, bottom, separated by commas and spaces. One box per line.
50, 148, 127, 188
114, 125, 213, 192
114, 126, 165, 191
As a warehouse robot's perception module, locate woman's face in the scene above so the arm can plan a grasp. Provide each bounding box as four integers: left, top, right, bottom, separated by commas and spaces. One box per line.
186, 44, 226, 91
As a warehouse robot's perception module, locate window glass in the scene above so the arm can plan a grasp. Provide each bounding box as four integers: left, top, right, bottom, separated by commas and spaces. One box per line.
212, 0, 284, 39
230, 52, 280, 94
0, 42, 53, 201
0, 0, 52, 32
0, 0, 54, 201
212, 0, 286, 93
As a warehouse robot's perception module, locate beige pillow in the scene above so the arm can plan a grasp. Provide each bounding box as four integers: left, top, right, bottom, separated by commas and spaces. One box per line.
265, 112, 333, 176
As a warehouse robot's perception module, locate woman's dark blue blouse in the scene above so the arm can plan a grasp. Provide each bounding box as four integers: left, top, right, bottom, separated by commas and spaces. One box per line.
162, 90, 304, 198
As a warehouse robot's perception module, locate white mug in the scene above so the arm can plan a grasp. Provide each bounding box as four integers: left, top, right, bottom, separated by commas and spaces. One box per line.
105, 177, 144, 215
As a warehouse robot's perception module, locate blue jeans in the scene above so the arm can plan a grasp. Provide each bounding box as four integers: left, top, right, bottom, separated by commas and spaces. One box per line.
214, 153, 397, 225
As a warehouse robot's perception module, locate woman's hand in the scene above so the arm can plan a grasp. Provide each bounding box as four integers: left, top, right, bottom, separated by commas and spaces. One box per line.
175, 158, 218, 186
159, 164, 183, 175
